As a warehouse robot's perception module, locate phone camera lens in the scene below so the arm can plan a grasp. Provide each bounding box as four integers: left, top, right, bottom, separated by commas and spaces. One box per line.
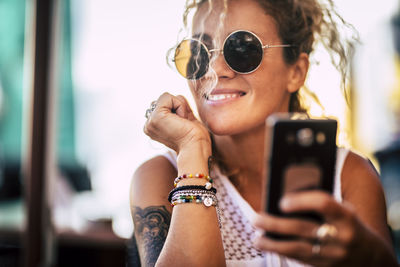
297, 128, 313, 146
316, 131, 326, 144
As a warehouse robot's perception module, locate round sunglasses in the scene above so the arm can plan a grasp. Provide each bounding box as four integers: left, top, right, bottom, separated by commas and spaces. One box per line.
174, 30, 292, 80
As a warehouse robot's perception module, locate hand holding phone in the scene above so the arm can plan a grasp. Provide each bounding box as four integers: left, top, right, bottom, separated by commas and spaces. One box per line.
262, 113, 337, 238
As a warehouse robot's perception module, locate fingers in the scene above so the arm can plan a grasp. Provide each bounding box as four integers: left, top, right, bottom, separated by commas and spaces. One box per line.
278, 191, 361, 245
252, 213, 319, 240
252, 192, 364, 266
253, 235, 312, 260
152, 93, 193, 120
252, 213, 349, 266
279, 191, 347, 221
144, 93, 190, 136
253, 235, 347, 266
143, 93, 209, 152
175, 95, 196, 120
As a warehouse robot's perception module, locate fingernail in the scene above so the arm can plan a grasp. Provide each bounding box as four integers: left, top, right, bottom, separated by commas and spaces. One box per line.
253, 230, 263, 249
254, 229, 263, 238
251, 212, 263, 224
279, 197, 290, 210
249, 213, 256, 224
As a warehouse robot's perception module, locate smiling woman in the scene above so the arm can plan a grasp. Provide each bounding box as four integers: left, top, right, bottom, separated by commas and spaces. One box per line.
0, 0, 398, 266
130, 0, 398, 266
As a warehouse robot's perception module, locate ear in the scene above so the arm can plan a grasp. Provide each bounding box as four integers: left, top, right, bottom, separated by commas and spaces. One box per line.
287, 53, 309, 93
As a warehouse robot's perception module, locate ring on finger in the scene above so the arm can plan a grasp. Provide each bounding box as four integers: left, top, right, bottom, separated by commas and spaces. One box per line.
145, 101, 157, 119
316, 223, 338, 241
311, 243, 321, 256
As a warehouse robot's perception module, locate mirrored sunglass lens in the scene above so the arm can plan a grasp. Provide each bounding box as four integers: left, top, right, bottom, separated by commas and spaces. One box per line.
223, 31, 263, 73
174, 39, 209, 79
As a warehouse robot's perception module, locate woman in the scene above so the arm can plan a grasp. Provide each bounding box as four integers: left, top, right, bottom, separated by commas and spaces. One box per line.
130, 0, 398, 266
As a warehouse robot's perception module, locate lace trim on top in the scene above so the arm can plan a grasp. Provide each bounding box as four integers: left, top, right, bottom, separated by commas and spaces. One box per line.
212, 168, 264, 260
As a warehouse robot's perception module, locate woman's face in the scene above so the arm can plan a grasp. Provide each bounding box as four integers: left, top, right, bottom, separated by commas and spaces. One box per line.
190, 0, 300, 136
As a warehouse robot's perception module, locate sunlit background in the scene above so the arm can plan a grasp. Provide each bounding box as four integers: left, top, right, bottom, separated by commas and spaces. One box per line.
0, 0, 399, 252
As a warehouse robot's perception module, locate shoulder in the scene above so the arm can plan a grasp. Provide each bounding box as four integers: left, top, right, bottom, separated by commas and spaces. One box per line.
130, 155, 177, 210
341, 150, 381, 199
341, 150, 392, 241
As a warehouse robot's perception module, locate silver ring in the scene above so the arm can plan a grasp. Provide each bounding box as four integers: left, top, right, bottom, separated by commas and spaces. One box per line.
312, 243, 321, 256
145, 101, 157, 119
316, 223, 338, 241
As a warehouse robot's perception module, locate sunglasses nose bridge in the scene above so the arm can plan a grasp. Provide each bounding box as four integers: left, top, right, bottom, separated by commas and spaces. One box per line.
208, 48, 223, 56
208, 48, 225, 66
208, 48, 226, 67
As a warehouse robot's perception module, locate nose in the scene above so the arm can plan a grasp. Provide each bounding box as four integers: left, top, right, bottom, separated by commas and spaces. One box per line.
210, 51, 236, 79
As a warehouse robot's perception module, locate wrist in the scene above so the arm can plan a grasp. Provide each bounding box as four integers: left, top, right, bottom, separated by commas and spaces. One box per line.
177, 140, 212, 177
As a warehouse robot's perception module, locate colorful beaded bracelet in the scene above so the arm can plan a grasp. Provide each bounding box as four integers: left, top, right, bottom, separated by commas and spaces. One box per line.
170, 190, 216, 200
171, 189, 216, 201
168, 185, 217, 203
169, 189, 221, 228
174, 173, 214, 188
171, 194, 217, 207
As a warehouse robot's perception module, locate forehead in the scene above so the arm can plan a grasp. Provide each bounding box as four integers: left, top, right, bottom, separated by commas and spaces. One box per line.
192, 0, 279, 40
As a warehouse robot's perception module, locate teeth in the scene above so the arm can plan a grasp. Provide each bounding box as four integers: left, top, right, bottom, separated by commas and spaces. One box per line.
207, 93, 241, 101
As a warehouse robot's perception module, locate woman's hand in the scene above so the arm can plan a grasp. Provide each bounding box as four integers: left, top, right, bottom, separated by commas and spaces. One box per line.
252, 191, 397, 267
144, 93, 211, 153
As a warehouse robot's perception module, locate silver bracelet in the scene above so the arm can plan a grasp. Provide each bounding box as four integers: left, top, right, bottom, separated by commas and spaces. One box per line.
170, 189, 221, 228
171, 192, 217, 207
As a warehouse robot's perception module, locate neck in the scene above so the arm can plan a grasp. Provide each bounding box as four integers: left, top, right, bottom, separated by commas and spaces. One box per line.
212, 123, 266, 185
212, 124, 267, 211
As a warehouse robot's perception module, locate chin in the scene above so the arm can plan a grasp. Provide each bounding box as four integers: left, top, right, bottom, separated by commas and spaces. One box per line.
204, 119, 259, 136
199, 109, 269, 136
202, 118, 235, 135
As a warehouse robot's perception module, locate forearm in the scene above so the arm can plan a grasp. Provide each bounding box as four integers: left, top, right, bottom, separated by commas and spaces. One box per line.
156, 205, 225, 267
156, 142, 226, 267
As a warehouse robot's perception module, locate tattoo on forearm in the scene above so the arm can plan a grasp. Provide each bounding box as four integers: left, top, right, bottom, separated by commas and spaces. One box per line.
133, 206, 171, 266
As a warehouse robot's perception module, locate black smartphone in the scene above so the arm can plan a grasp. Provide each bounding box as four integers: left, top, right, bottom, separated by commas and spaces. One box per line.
262, 113, 337, 239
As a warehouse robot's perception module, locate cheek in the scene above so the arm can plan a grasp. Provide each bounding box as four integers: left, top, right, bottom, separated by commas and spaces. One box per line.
247, 70, 291, 114
188, 82, 206, 116
254, 62, 290, 94
250, 72, 284, 97
188, 79, 211, 97
259, 50, 290, 80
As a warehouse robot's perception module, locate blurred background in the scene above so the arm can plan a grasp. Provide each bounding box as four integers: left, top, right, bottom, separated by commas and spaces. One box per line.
0, 0, 399, 266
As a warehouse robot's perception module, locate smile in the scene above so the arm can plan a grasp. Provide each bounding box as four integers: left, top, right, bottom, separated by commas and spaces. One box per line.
205, 91, 246, 102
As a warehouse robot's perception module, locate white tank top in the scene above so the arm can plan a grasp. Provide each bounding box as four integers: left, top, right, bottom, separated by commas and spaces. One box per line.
162, 148, 349, 267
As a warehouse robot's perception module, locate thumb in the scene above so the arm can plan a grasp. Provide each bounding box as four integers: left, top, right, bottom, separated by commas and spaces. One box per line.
175, 95, 197, 121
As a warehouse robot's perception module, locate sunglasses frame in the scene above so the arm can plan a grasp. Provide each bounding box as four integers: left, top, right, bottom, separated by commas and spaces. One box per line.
174, 30, 292, 79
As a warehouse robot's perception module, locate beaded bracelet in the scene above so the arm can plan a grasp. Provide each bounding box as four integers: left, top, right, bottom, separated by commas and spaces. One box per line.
171, 192, 217, 207
168, 185, 217, 202
169, 189, 221, 228
170, 189, 215, 198
174, 173, 214, 188
170, 189, 216, 202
